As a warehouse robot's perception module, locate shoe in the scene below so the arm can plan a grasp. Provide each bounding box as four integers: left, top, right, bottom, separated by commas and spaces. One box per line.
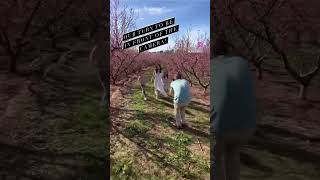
175, 124, 182, 129
181, 122, 188, 127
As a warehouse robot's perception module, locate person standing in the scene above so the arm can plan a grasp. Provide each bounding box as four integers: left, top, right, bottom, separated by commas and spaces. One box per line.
138, 69, 149, 100
211, 32, 258, 180
169, 73, 192, 129
163, 71, 170, 93
153, 64, 167, 99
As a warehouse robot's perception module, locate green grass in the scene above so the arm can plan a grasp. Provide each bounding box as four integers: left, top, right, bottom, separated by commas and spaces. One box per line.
111, 70, 210, 179
50, 79, 108, 180
60, 85, 107, 158
112, 69, 320, 180
240, 148, 320, 180
125, 120, 151, 137
112, 159, 136, 180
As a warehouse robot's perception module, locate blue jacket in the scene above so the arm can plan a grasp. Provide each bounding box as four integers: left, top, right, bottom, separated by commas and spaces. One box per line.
211, 55, 257, 135
170, 79, 191, 104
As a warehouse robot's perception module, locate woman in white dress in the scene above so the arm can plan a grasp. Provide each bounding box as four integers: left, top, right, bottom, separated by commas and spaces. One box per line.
163, 71, 170, 93
153, 64, 168, 99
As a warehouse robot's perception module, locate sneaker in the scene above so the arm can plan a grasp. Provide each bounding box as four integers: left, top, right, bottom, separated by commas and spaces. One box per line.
181, 122, 188, 127
174, 124, 182, 129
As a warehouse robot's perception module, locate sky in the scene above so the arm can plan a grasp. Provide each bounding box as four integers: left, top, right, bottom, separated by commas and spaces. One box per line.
120, 0, 210, 52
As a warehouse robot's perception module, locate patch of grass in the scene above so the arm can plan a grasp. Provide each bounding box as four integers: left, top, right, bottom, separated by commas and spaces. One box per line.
125, 120, 151, 137
165, 132, 192, 147
131, 90, 147, 111
112, 160, 136, 180
112, 69, 210, 179
164, 133, 193, 170
147, 136, 161, 149
193, 154, 210, 173
175, 132, 193, 145
45, 72, 108, 180
163, 132, 210, 178
58, 86, 107, 158
240, 148, 320, 179
183, 171, 198, 179
132, 110, 145, 120
52, 80, 109, 166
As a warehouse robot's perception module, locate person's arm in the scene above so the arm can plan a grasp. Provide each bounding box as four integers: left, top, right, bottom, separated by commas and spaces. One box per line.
169, 81, 174, 97
210, 106, 217, 134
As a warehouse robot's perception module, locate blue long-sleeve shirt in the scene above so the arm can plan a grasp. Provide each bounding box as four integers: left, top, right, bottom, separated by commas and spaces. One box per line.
211, 55, 257, 135
170, 79, 191, 104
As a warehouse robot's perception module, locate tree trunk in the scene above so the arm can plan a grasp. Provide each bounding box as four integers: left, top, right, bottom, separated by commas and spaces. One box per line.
51, 38, 57, 49
298, 83, 308, 100
257, 65, 262, 80
203, 87, 207, 94
9, 56, 17, 73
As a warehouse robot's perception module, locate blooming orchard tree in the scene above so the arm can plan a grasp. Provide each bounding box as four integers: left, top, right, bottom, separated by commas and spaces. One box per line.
171, 30, 210, 93
110, 0, 141, 85
0, 0, 74, 73
216, 0, 320, 100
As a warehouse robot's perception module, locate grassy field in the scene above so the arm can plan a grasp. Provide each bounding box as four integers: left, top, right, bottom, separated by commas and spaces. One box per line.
47, 57, 108, 179
110, 68, 320, 180
239, 143, 320, 180
0, 44, 108, 179
52, 83, 107, 179
111, 71, 210, 179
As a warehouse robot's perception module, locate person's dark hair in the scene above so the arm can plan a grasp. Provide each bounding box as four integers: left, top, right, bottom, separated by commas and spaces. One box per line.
175, 72, 182, 80
158, 64, 162, 73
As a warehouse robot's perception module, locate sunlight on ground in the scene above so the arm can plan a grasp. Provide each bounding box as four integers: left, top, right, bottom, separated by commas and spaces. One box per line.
111, 71, 210, 179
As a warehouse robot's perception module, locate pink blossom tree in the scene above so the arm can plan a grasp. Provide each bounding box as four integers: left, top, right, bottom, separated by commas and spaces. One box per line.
110, 0, 141, 85
216, 0, 320, 100
171, 30, 210, 93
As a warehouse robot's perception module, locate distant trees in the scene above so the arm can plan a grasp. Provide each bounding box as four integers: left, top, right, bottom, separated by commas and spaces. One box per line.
0, 0, 101, 74
109, 0, 210, 90
0, 0, 76, 73
215, 0, 320, 100
110, 0, 140, 85
172, 30, 210, 93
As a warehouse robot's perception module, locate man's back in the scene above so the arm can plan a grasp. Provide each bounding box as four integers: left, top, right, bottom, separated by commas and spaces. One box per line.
211, 55, 257, 135
170, 79, 191, 104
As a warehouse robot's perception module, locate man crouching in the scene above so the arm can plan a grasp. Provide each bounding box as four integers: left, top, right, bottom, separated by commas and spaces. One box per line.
169, 73, 192, 129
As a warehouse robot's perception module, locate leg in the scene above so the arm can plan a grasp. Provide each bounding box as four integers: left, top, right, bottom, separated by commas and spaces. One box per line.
141, 84, 144, 95
141, 84, 147, 100
180, 105, 187, 126
215, 137, 227, 180
174, 104, 182, 128
100, 78, 107, 106
225, 144, 240, 180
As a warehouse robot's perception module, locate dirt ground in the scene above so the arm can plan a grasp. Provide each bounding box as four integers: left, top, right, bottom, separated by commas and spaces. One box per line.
254, 60, 320, 155
0, 40, 107, 180
110, 59, 320, 179
241, 59, 320, 179
110, 70, 210, 179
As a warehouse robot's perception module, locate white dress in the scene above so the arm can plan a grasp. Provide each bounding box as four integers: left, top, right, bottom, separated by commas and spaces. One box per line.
154, 72, 168, 97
